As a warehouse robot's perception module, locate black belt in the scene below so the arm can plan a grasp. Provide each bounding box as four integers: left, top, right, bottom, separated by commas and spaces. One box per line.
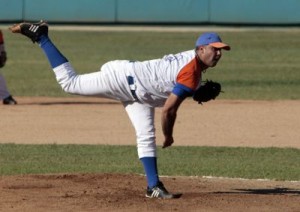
127, 76, 139, 101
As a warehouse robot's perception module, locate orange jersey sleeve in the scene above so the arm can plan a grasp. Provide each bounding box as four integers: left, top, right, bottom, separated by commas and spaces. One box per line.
176, 57, 202, 91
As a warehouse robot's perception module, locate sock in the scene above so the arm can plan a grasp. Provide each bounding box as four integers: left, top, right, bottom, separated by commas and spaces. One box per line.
140, 157, 159, 189
38, 35, 68, 68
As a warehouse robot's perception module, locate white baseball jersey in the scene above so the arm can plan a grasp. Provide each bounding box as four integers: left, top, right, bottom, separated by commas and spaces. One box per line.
53, 49, 203, 107
101, 49, 203, 107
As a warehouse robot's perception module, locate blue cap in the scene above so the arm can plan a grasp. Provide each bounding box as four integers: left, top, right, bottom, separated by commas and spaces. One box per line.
195, 32, 230, 50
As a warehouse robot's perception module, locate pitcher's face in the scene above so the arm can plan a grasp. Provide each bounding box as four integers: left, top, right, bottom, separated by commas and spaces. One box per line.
197, 45, 222, 67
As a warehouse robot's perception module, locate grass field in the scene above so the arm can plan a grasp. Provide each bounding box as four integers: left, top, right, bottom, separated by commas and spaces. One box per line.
1, 27, 299, 180
2, 28, 300, 99
0, 144, 299, 181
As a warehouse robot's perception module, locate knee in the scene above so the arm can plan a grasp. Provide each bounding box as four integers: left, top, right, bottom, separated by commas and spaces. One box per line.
60, 81, 75, 94
57, 75, 78, 94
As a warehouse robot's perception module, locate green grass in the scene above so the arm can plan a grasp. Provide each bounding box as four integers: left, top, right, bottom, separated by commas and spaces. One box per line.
1, 29, 300, 99
0, 144, 299, 181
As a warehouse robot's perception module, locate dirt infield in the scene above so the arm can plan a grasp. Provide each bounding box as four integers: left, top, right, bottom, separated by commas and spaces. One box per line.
1, 173, 299, 212
0, 97, 299, 211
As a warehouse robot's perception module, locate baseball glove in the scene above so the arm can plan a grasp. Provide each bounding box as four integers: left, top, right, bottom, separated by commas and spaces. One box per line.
0, 51, 7, 68
193, 80, 222, 104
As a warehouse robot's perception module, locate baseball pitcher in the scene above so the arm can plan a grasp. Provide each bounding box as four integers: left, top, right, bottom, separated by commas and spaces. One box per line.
10, 21, 230, 198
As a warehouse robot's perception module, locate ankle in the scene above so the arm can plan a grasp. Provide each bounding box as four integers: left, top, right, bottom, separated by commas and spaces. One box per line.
38, 34, 50, 46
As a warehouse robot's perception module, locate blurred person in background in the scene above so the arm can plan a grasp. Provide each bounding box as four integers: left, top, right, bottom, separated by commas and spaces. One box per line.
0, 30, 17, 105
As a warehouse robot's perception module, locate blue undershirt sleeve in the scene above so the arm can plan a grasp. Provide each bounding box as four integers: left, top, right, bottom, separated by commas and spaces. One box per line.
172, 83, 194, 100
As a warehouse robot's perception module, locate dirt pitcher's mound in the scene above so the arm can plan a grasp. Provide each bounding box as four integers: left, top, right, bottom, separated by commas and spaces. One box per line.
0, 173, 299, 212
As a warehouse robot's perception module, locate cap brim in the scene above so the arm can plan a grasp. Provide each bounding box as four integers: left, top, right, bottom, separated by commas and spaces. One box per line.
210, 42, 231, 51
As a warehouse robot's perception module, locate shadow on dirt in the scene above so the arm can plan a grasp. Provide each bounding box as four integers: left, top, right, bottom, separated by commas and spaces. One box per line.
214, 187, 300, 195
21, 101, 121, 106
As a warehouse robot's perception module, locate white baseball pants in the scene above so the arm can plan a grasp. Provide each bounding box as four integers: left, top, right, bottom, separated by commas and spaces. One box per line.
53, 62, 157, 158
